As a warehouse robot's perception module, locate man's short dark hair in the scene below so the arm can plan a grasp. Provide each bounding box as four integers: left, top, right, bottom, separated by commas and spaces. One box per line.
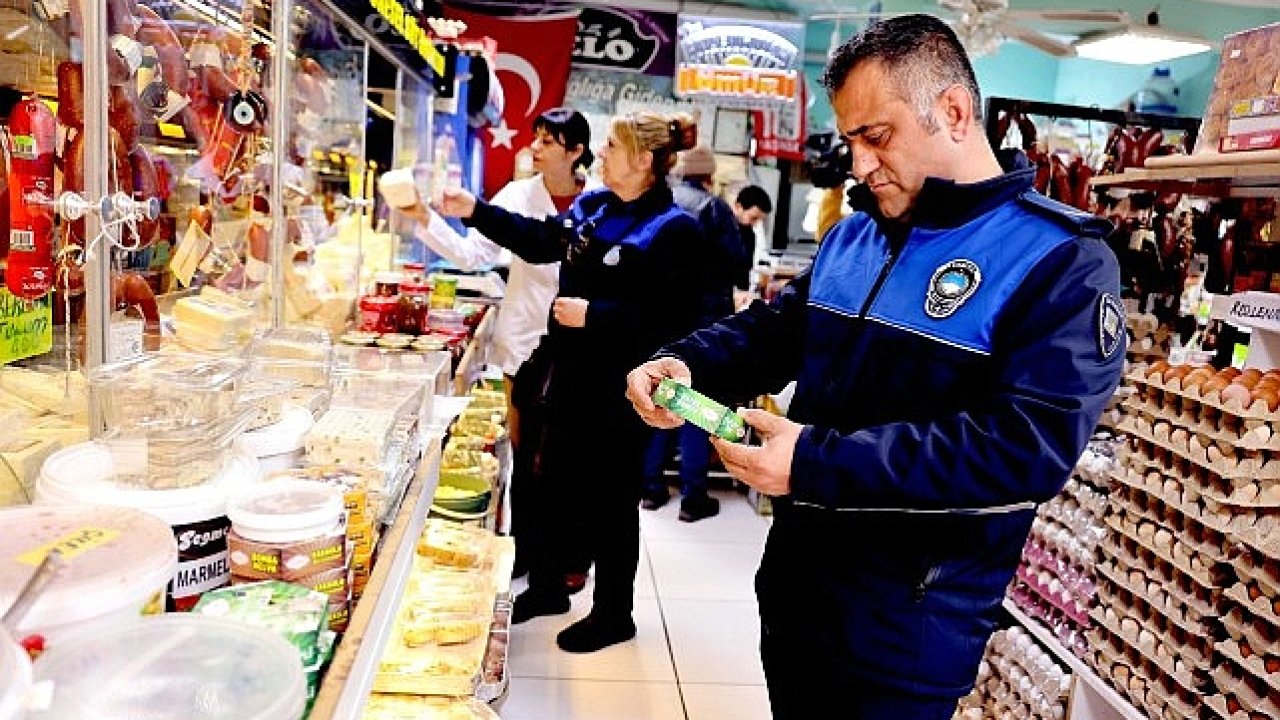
736, 185, 772, 214
820, 13, 983, 130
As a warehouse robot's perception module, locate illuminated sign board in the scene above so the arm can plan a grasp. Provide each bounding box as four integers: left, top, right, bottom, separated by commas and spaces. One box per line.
674, 16, 804, 107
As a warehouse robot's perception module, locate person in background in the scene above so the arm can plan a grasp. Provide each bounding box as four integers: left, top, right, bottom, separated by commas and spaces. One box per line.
436, 111, 706, 653
402, 108, 593, 587
626, 14, 1123, 717
731, 185, 773, 291
639, 145, 740, 522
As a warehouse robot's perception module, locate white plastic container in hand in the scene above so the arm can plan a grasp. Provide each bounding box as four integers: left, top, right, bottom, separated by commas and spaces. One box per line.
27, 614, 307, 720
0, 505, 176, 647
35, 443, 259, 610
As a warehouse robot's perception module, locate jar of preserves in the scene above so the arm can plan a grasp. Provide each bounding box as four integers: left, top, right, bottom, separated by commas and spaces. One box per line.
373, 271, 402, 298
397, 281, 431, 335
358, 295, 400, 334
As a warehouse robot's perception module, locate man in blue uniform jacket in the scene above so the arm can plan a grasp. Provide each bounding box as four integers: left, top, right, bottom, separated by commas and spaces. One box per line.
626, 14, 1125, 719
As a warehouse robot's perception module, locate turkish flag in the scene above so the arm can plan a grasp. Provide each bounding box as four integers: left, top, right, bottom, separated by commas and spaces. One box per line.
445, 7, 580, 198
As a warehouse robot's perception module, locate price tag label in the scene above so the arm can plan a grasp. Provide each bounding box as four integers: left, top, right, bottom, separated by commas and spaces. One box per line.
110, 316, 145, 361
0, 288, 53, 364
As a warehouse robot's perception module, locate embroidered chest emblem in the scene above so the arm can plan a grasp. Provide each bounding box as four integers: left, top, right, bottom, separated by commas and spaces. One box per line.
925, 259, 982, 319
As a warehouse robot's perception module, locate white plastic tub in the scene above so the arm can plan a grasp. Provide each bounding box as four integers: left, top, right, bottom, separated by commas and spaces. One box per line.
35, 443, 259, 610
28, 614, 306, 720
0, 505, 176, 647
236, 405, 313, 477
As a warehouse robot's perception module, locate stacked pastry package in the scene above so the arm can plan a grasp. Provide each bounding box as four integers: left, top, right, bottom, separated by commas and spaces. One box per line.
953, 627, 1071, 720
372, 519, 514, 698
434, 389, 506, 520
1102, 358, 1280, 718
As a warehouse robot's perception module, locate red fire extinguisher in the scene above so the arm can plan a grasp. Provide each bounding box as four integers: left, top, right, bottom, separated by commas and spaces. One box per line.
6, 97, 57, 300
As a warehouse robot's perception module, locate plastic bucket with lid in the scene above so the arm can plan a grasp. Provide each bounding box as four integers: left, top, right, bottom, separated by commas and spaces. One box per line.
0, 505, 176, 648
0, 626, 31, 720
27, 614, 306, 720
227, 479, 347, 581
35, 442, 259, 611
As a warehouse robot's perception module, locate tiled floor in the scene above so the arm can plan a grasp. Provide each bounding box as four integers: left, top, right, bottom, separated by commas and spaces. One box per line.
494, 488, 774, 720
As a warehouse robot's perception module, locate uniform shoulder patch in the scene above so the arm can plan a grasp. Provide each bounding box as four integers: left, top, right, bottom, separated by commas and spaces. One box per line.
1097, 293, 1124, 360
925, 259, 982, 319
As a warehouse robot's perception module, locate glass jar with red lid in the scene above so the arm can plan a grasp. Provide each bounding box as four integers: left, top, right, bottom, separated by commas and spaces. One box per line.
358, 295, 400, 334
397, 281, 431, 335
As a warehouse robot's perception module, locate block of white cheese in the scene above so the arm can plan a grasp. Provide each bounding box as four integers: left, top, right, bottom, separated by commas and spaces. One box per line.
306, 407, 396, 467
174, 296, 255, 350
0, 436, 60, 501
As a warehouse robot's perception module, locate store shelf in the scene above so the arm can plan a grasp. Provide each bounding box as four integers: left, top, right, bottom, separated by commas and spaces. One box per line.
1003, 599, 1147, 720
1090, 160, 1280, 197
310, 432, 444, 720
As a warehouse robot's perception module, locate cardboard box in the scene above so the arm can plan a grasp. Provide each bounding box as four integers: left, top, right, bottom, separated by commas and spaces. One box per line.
1193, 23, 1280, 155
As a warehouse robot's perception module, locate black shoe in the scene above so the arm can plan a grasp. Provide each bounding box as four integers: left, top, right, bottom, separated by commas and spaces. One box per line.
640, 486, 670, 510
679, 494, 720, 523
512, 588, 570, 624
556, 613, 637, 653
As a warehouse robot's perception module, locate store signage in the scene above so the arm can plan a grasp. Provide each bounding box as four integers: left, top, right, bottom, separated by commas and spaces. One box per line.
754, 76, 807, 161
573, 7, 676, 77
0, 287, 52, 365
675, 16, 804, 108
367, 0, 445, 75
1212, 291, 1280, 332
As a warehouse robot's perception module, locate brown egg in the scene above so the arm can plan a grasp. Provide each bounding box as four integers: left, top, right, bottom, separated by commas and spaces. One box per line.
1146, 360, 1170, 379
1202, 376, 1231, 395
1241, 367, 1265, 381
1222, 383, 1253, 408
1234, 375, 1261, 389
1255, 388, 1280, 412
1164, 365, 1193, 383
1182, 369, 1214, 392
1219, 367, 1242, 380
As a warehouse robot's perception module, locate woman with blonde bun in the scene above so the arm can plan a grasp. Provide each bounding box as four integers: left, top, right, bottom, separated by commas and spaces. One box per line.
437, 111, 708, 653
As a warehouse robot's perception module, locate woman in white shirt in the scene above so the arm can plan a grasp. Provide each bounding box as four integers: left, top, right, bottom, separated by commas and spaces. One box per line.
403, 108, 593, 581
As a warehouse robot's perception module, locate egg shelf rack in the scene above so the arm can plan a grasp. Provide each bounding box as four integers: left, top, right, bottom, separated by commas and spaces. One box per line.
1003, 599, 1149, 720
1009, 475, 1109, 655
956, 627, 1073, 720
1204, 551, 1280, 718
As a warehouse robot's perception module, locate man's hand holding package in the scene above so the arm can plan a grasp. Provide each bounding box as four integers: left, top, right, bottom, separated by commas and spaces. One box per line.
552, 297, 589, 328
625, 358, 691, 429
713, 409, 801, 497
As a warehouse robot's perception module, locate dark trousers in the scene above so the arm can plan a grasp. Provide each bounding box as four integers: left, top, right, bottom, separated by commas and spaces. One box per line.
760, 622, 960, 720
526, 416, 650, 618
642, 423, 713, 497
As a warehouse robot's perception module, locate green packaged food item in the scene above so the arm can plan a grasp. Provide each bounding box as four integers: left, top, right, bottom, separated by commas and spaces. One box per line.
652, 379, 747, 442
194, 580, 330, 666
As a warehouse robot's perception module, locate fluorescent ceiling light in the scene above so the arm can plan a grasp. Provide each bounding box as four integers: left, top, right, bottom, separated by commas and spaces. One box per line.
1074, 29, 1211, 65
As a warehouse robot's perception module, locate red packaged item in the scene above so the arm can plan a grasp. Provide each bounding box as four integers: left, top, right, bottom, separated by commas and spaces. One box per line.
6, 97, 57, 299
358, 295, 400, 334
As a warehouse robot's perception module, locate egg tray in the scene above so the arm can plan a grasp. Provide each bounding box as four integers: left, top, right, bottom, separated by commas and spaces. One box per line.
1039, 500, 1109, 544
980, 662, 1069, 715
1223, 558, 1280, 620
1212, 656, 1280, 718
1020, 539, 1097, 598
1026, 519, 1102, 579
1110, 492, 1234, 572
1089, 614, 1204, 697
1108, 472, 1233, 559
1111, 457, 1280, 546
1097, 537, 1220, 621
1104, 511, 1227, 592
1010, 575, 1090, 627
1124, 388, 1280, 456
1220, 601, 1280, 671
1089, 631, 1204, 720
1205, 693, 1273, 720
1119, 413, 1280, 484
1218, 638, 1280, 696
1092, 585, 1214, 679
986, 648, 1073, 703
1014, 564, 1092, 623
1095, 552, 1217, 634
1231, 550, 1280, 614
1125, 366, 1280, 422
